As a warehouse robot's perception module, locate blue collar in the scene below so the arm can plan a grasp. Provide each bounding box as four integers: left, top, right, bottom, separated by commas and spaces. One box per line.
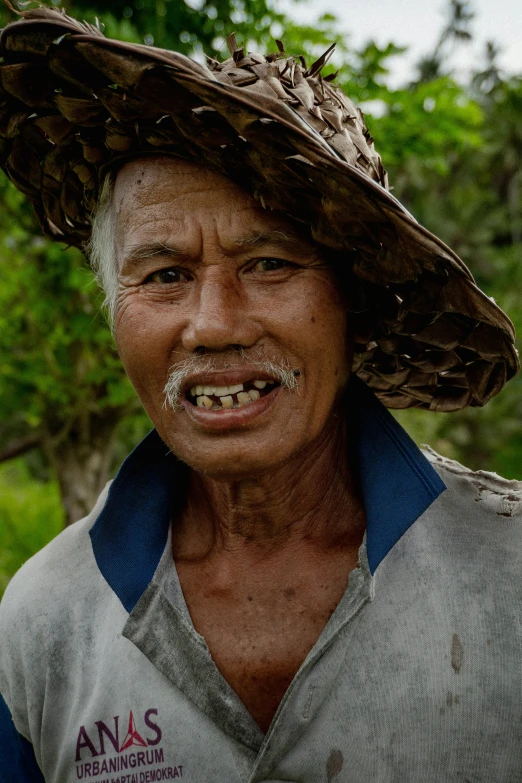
90, 379, 445, 612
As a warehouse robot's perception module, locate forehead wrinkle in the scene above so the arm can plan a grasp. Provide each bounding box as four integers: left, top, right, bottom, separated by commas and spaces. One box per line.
115, 174, 319, 267
115, 172, 250, 214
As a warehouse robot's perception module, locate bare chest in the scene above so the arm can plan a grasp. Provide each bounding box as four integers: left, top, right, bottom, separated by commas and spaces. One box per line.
176, 551, 358, 733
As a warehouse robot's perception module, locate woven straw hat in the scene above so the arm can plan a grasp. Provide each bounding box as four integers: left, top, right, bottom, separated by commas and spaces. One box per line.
0, 6, 518, 411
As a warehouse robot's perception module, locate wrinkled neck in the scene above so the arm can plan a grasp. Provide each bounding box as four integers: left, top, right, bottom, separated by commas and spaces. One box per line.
173, 410, 365, 562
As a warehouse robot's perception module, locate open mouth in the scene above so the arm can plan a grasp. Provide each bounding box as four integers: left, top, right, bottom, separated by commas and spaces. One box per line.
186, 379, 279, 410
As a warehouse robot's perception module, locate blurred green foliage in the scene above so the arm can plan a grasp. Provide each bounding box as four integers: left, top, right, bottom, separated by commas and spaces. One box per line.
1, 0, 522, 595
0, 459, 64, 595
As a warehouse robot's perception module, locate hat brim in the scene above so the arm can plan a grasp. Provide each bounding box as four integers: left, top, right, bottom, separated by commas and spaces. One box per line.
0, 9, 518, 411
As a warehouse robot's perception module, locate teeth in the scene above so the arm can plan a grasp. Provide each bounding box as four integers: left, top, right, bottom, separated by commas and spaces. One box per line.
196, 391, 252, 409
193, 380, 270, 408
192, 383, 244, 397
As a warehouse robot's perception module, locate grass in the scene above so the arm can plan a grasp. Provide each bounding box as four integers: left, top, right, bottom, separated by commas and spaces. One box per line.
0, 458, 64, 599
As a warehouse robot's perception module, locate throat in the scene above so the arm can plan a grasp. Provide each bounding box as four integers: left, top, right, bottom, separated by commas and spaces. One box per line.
176, 475, 365, 557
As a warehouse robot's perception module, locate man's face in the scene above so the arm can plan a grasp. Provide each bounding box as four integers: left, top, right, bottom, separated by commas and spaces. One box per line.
113, 157, 353, 479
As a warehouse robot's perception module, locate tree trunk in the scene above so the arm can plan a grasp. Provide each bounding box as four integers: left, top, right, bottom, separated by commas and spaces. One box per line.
42, 411, 121, 526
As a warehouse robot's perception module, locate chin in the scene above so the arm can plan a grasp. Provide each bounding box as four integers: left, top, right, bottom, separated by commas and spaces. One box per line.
183, 449, 283, 481
164, 433, 293, 480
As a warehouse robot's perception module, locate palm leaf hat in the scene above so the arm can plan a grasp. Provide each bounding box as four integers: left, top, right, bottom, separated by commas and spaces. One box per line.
0, 5, 518, 410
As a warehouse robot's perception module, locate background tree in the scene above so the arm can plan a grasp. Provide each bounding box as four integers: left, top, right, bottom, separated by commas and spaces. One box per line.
416, 0, 474, 83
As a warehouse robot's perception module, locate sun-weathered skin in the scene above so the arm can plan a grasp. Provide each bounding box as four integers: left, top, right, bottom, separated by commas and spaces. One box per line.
0, 6, 518, 410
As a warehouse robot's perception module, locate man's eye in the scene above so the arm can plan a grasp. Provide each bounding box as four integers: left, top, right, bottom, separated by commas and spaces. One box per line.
145, 268, 188, 284
252, 258, 290, 272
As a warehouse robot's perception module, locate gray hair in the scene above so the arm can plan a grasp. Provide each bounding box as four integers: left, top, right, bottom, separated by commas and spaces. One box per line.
86, 173, 118, 327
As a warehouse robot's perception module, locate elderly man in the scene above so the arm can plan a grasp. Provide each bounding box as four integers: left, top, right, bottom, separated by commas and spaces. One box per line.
1, 7, 522, 783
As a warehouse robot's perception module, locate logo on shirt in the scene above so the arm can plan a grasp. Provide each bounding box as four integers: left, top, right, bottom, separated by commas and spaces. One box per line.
75, 708, 183, 781
119, 711, 149, 751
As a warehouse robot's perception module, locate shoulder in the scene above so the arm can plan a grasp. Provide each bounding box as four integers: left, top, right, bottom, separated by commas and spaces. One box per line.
0, 482, 112, 736
423, 447, 522, 520
388, 450, 522, 607
0, 481, 111, 630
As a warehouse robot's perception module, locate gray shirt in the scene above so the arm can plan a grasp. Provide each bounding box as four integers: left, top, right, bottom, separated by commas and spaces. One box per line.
1, 381, 522, 782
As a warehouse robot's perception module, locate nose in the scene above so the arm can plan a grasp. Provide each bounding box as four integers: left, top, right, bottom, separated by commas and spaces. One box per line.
181, 269, 258, 353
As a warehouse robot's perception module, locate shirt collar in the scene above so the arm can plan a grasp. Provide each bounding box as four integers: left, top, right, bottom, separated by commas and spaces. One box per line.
90, 378, 445, 612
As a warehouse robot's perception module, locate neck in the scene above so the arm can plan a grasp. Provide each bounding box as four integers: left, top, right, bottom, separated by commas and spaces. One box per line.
173, 412, 365, 562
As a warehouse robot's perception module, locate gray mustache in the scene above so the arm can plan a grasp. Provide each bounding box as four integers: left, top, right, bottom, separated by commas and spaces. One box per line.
163, 355, 300, 412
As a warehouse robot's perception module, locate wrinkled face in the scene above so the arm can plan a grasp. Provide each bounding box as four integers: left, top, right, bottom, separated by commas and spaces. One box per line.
113, 157, 353, 478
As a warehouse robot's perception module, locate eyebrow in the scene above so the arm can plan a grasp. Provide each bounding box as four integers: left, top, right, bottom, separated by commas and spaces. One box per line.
122, 242, 184, 262
120, 229, 312, 272
233, 229, 306, 249
119, 242, 184, 273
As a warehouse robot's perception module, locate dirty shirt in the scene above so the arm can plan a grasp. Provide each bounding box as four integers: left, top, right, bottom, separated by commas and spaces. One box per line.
1, 380, 522, 783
